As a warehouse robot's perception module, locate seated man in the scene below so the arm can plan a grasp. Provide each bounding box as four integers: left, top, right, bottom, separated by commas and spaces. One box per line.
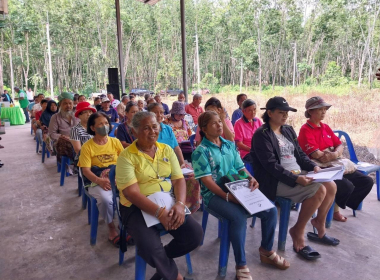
116, 95, 130, 121
34, 99, 48, 152
107, 92, 120, 108
48, 92, 79, 163
231, 93, 247, 125
185, 93, 203, 125
99, 97, 119, 123
251, 97, 339, 261
93, 97, 102, 111
154, 95, 170, 115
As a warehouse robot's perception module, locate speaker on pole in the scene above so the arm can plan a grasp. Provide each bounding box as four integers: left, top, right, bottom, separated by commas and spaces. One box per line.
108, 68, 119, 85
106, 84, 120, 100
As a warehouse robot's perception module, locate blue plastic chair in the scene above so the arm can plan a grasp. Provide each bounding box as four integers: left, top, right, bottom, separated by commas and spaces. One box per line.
59, 156, 71, 186
30, 126, 33, 135
189, 134, 196, 150
334, 130, 380, 214
109, 122, 120, 138
200, 204, 230, 277
78, 169, 88, 210
41, 142, 50, 163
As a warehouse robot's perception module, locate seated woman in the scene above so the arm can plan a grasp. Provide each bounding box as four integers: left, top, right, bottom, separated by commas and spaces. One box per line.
70, 102, 96, 160
194, 97, 234, 146
234, 99, 262, 162
298, 96, 373, 222
251, 96, 339, 260
164, 101, 193, 158
39, 100, 58, 153
147, 103, 186, 167
116, 111, 203, 280
116, 101, 139, 148
192, 111, 289, 279
34, 99, 48, 152
78, 112, 124, 247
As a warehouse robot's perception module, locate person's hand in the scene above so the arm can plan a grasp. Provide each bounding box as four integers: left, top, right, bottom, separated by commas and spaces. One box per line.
376, 68, 380, 81
319, 151, 337, 163
60, 134, 70, 140
217, 107, 226, 121
248, 177, 259, 191
158, 209, 172, 231
313, 166, 321, 173
228, 193, 240, 204
168, 203, 186, 230
296, 175, 315, 186
180, 163, 187, 168
97, 177, 111, 191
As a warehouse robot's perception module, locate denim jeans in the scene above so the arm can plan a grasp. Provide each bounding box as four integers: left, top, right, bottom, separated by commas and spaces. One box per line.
207, 195, 277, 266
22, 107, 30, 122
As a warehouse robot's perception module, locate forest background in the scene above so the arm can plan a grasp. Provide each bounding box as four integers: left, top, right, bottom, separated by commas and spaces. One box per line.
1, 0, 380, 154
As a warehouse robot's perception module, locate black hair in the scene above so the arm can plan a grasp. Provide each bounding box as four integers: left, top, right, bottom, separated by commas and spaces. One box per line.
94, 97, 101, 102
125, 101, 138, 112
261, 109, 275, 123
198, 111, 219, 140
241, 99, 256, 110
74, 93, 80, 98
40, 99, 48, 105
87, 112, 112, 136
34, 96, 39, 100
236, 93, 247, 103
78, 94, 86, 100
204, 97, 222, 110
147, 102, 163, 112
73, 96, 78, 102
37, 93, 44, 98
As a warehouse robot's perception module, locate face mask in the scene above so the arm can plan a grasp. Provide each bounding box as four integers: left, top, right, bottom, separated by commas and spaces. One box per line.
95, 125, 109, 136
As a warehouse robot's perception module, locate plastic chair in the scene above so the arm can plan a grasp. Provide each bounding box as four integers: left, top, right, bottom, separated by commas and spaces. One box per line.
200, 204, 230, 277
109, 122, 120, 138
36, 138, 40, 154
41, 142, 50, 163
59, 156, 71, 186
189, 134, 196, 150
334, 130, 380, 214
325, 202, 335, 228
78, 168, 88, 210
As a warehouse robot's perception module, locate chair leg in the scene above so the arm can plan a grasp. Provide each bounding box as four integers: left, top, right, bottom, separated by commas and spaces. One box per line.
90, 198, 99, 245
357, 201, 363, 210
36, 139, 39, 153
277, 199, 291, 251
60, 156, 68, 186
325, 202, 335, 229
57, 160, 61, 173
218, 221, 230, 277
250, 216, 256, 228
78, 175, 82, 197
42, 142, 46, 163
376, 170, 380, 201
135, 247, 147, 280
186, 253, 193, 275
200, 210, 209, 246
82, 187, 88, 210
47, 150, 50, 158
87, 196, 91, 224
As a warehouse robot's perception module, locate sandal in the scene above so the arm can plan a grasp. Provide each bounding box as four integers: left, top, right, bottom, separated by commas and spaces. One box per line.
333, 211, 347, 222
236, 267, 252, 280
260, 251, 290, 270
108, 235, 120, 248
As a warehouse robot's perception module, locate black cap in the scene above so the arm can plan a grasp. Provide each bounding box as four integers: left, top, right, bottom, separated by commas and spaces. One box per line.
260, 96, 297, 112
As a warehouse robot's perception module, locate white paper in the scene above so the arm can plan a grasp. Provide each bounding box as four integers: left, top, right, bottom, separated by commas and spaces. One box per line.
141, 192, 191, 227
225, 180, 275, 215
141, 192, 175, 227
307, 166, 344, 182
181, 168, 194, 175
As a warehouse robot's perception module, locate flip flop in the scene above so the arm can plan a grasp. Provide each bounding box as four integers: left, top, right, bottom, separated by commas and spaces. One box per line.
108, 235, 120, 248
307, 232, 340, 246
293, 245, 321, 260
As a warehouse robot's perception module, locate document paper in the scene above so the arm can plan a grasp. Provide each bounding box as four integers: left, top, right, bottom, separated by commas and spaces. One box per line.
225, 180, 275, 215
307, 166, 344, 182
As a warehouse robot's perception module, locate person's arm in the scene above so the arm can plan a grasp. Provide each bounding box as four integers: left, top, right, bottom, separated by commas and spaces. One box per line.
120, 141, 131, 148
234, 121, 249, 151
48, 115, 61, 141
221, 118, 234, 142
82, 167, 111, 190
70, 140, 82, 154
174, 146, 185, 167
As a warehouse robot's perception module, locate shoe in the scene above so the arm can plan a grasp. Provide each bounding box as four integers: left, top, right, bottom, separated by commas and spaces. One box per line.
0, 145, 4, 149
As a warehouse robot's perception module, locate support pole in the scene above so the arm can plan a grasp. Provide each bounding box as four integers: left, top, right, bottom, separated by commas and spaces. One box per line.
115, 0, 125, 95
46, 13, 54, 98
9, 48, 14, 100
180, 0, 188, 102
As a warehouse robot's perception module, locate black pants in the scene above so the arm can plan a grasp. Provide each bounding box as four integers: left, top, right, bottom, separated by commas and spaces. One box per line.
120, 204, 203, 280
334, 170, 373, 210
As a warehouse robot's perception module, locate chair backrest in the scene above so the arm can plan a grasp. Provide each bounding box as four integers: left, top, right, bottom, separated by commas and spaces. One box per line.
109, 166, 122, 224
189, 134, 196, 150
333, 130, 359, 163
109, 122, 120, 137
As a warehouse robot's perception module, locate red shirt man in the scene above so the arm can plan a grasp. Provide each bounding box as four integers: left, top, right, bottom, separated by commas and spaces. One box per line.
185, 94, 203, 125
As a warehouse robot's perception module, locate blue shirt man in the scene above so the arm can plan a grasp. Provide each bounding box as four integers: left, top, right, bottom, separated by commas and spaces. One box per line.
231, 93, 247, 125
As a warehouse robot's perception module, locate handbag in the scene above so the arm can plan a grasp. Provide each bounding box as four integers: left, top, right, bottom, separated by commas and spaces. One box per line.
311, 147, 356, 175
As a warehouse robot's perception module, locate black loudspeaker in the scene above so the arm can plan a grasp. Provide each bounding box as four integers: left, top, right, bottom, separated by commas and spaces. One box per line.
106, 84, 120, 100
108, 68, 119, 84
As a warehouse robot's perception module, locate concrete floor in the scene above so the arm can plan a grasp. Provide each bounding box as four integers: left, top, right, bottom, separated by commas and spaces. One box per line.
1, 124, 379, 280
